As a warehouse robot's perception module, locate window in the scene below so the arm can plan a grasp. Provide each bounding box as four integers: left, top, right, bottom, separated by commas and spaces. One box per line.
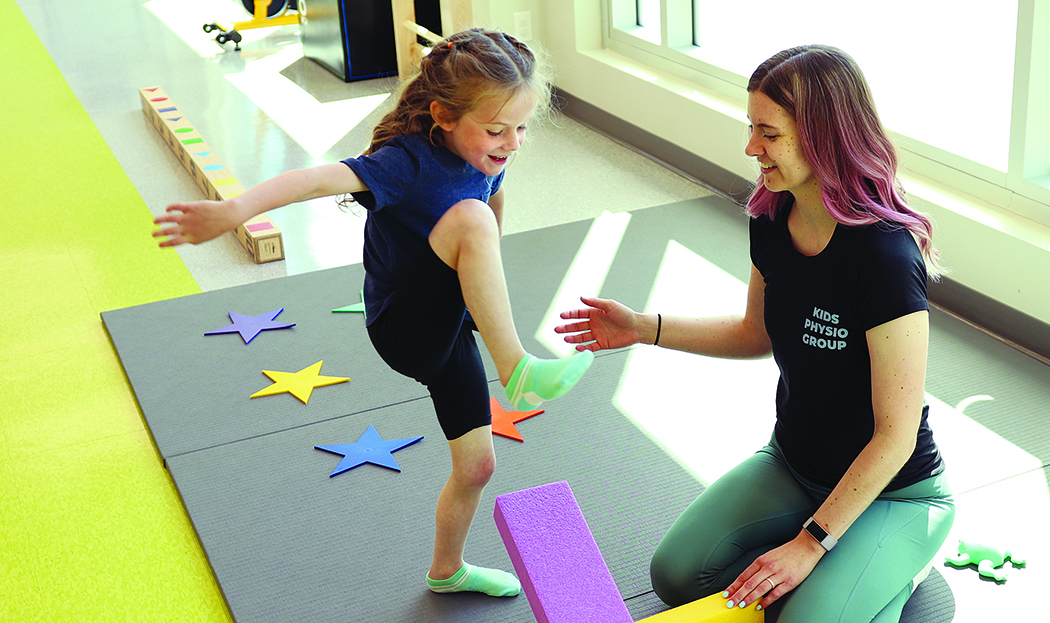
610, 0, 661, 44
603, 0, 1050, 225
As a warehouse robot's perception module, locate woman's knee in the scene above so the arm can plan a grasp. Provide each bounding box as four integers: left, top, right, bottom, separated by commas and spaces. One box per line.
650, 549, 693, 607
650, 541, 720, 607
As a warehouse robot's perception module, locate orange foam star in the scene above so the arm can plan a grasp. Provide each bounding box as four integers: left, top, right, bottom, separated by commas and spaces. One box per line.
490, 396, 544, 442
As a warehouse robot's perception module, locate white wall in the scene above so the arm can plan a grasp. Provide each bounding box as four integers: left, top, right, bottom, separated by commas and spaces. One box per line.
469, 0, 546, 43
477, 0, 1050, 327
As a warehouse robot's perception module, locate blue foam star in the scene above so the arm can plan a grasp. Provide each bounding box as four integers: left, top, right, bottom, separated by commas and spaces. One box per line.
204, 308, 295, 344
315, 425, 424, 477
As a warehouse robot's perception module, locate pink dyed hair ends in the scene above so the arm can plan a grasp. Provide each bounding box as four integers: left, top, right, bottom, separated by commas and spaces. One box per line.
745, 45, 942, 278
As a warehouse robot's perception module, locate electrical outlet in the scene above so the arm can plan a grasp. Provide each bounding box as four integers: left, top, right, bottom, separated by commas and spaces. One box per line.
514, 11, 532, 41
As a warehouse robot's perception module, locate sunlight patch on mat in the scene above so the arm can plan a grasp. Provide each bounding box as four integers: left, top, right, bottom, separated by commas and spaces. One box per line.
927, 393, 1046, 494
929, 394, 1048, 621
613, 240, 779, 486
608, 240, 1050, 505
535, 211, 632, 357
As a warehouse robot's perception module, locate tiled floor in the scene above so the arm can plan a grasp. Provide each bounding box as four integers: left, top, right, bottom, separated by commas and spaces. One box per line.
23, 0, 707, 292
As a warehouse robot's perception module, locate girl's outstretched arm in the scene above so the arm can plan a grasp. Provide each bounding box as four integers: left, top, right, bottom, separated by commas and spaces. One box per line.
153, 163, 366, 247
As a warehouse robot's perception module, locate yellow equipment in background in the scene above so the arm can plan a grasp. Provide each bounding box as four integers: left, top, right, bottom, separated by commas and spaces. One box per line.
204, 0, 300, 51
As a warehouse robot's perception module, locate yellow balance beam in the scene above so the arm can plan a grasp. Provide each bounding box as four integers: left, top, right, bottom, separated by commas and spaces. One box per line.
636, 592, 763, 623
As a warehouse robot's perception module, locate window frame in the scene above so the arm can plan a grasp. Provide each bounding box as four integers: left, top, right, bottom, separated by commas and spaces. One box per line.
602, 0, 1050, 227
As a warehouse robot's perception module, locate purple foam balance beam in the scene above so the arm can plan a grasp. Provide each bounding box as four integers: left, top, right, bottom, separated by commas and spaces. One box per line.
494, 481, 633, 623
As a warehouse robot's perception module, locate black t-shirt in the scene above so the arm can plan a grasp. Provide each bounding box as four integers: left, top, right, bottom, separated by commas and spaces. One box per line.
749, 198, 944, 491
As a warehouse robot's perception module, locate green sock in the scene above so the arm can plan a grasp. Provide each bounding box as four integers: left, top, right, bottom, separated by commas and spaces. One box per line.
506, 350, 594, 410
427, 563, 521, 597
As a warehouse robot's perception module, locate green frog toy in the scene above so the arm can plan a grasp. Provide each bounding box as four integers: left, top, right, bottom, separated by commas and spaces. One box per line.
944, 540, 1026, 582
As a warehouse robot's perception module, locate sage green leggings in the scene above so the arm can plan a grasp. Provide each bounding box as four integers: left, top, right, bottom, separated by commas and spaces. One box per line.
650, 438, 955, 623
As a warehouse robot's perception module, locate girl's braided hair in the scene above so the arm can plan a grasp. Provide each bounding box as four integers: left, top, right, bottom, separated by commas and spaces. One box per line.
365, 28, 552, 155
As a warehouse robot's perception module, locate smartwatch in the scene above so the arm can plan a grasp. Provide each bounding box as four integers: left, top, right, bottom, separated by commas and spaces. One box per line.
803, 517, 838, 552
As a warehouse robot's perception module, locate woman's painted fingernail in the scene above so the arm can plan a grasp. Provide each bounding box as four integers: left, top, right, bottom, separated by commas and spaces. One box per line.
739, 601, 747, 608
725, 600, 735, 608
756, 605, 763, 611
721, 591, 729, 598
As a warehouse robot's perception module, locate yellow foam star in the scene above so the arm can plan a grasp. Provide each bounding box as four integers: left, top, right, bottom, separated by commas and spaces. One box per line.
250, 360, 349, 404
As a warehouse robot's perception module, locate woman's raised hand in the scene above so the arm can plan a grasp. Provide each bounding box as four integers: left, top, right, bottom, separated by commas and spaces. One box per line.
555, 296, 643, 352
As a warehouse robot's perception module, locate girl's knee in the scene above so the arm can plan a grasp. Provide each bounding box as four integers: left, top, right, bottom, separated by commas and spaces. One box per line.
449, 429, 496, 490
453, 453, 495, 489
429, 199, 499, 269
436, 199, 498, 235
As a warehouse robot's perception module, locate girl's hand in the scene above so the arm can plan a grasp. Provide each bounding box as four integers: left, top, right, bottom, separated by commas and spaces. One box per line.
153, 201, 241, 247
723, 532, 825, 611
555, 296, 642, 352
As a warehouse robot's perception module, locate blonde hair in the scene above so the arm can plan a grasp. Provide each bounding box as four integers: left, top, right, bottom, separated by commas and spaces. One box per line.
366, 28, 552, 154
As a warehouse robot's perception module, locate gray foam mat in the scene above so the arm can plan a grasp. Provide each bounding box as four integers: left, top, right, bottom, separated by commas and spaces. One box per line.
501, 197, 754, 312
926, 306, 1050, 473
103, 195, 1036, 621
751, 567, 955, 623
900, 568, 955, 623
167, 351, 703, 622
102, 265, 426, 459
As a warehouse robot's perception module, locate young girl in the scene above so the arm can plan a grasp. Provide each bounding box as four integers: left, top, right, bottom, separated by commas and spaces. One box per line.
154, 28, 593, 598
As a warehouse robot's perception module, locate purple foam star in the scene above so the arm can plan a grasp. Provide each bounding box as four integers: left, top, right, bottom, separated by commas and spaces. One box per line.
204, 308, 295, 344
315, 425, 424, 477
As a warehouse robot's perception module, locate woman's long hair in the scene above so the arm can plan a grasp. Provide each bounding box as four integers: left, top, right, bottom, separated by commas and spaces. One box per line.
746, 45, 942, 278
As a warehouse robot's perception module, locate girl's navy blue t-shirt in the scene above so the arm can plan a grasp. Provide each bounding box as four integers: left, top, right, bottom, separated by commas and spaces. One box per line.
342, 135, 504, 324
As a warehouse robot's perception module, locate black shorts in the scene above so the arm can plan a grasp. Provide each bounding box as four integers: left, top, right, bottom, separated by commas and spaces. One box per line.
366, 244, 491, 440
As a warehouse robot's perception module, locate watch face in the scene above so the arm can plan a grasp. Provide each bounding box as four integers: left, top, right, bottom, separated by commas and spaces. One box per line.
805, 518, 837, 550
807, 518, 827, 537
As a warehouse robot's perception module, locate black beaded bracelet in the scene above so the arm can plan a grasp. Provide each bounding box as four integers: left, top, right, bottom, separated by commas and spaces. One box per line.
654, 313, 662, 346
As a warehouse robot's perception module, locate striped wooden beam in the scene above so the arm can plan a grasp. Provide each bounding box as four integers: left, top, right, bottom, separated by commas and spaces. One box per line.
139, 87, 283, 263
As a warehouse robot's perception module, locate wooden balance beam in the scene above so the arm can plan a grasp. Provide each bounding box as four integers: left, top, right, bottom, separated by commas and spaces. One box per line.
139, 87, 283, 263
